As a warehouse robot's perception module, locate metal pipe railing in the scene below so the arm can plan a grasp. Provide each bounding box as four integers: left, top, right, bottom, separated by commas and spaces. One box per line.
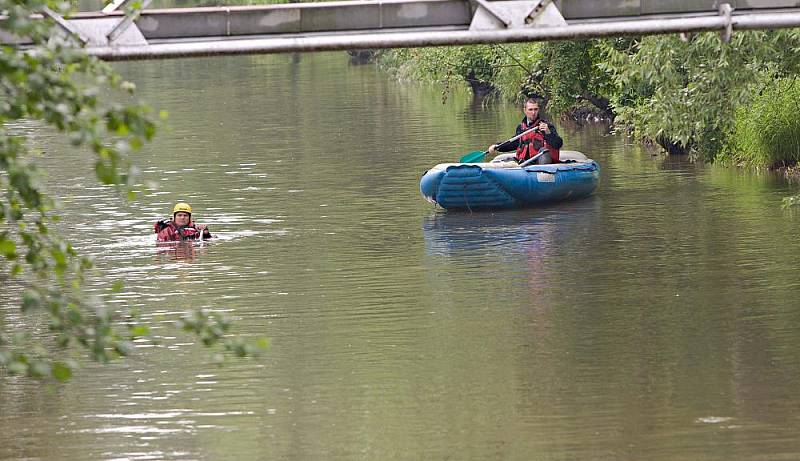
86, 11, 800, 61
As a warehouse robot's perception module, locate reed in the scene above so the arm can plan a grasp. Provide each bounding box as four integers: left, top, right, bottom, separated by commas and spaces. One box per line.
722, 78, 800, 167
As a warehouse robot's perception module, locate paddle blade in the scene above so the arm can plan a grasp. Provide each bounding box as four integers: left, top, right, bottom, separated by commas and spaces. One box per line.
459, 150, 487, 163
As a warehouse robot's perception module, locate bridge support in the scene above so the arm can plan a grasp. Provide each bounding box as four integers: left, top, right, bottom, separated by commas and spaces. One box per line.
719, 3, 732, 43
44, 0, 150, 47
470, 0, 565, 30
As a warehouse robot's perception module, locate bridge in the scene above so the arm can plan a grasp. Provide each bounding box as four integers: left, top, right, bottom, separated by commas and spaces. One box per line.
5, 0, 800, 60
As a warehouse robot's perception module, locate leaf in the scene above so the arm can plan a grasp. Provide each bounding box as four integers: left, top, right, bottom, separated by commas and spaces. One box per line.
111, 280, 124, 293
52, 362, 73, 382
0, 238, 17, 259
8, 360, 27, 376
94, 160, 117, 184
29, 361, 51, 378
129, 325, 150, 337
115, 341, 134, 356
22, 289, 42, 312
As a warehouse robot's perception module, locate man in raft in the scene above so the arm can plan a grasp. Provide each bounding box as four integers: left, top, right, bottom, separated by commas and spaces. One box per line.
487, 97, 564, 165
155, 202, 212, 242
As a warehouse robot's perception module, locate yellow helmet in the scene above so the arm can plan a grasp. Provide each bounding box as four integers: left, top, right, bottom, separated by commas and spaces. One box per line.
172, 202, 192, 215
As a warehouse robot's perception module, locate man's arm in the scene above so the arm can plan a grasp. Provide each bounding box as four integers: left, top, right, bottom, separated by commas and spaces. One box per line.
496, 124, 525, 152
544, 123, 563, 149
196, 224, 212, 239
154, 218, 170, 233
156, 226, 177, 242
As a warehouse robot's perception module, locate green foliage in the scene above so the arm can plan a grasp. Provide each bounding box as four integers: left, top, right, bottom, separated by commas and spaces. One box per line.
489, 43, 541, 101
379, 41, 611, 117
720, 78, 800, 167
381, 33, 800, 163
177, 310, 270, 361
0, 0, 266, 381
379, 45, 505, 99
598, 31, 800, 160
538, 40, 612, 115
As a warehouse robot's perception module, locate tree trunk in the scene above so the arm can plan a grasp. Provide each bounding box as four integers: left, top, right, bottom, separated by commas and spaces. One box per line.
466, 78, 495, 98
656, 136, 690, 156
581, 91, 614, 118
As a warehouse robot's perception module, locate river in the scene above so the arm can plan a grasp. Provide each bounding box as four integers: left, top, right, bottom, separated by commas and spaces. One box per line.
2, 52, 800, 460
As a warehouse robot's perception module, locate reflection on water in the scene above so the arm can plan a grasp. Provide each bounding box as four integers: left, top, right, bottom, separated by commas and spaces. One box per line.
155, 241, 208, 262
2, 53, 800, 461
422, 199, 601, 257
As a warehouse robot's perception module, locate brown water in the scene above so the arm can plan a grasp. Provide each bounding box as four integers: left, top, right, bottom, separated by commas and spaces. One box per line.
2, 52, 800, 461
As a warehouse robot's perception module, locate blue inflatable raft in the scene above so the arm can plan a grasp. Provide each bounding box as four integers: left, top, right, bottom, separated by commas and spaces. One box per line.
420, 151, 600, 210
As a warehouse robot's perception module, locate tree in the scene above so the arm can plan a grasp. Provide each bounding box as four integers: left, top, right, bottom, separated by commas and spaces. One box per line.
378, 42, 614, 120
380, 45, 505, 99
0, 0, 265, 381
530, 40, 613, 117
598, 31, 800, 160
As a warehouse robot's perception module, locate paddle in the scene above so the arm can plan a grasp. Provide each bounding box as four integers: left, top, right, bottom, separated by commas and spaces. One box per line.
459, 126, 540, 163
519, 148, 549, 167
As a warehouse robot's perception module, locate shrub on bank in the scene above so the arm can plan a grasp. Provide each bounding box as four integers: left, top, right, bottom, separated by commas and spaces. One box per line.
720, 78, 800, 167
378, 42, 610, 115
377, 46, 503, 98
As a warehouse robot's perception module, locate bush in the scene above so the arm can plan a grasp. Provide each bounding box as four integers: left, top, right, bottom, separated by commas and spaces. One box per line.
378, 46, 503, 98
599, 31, 800, 160
721, 78, 800, 167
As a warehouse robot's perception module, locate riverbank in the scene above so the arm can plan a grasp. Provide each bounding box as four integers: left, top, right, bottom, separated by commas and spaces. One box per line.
375, 32, 800, 167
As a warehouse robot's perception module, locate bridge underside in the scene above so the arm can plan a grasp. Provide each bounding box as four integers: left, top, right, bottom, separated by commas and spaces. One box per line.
4, 0, 800, 60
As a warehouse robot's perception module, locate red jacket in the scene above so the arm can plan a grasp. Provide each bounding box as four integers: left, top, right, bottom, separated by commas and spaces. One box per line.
516, 118, 561, 163
155, 219, 211, 242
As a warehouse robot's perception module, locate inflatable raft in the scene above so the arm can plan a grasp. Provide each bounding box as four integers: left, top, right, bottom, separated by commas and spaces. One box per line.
420, 151, 599, 210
